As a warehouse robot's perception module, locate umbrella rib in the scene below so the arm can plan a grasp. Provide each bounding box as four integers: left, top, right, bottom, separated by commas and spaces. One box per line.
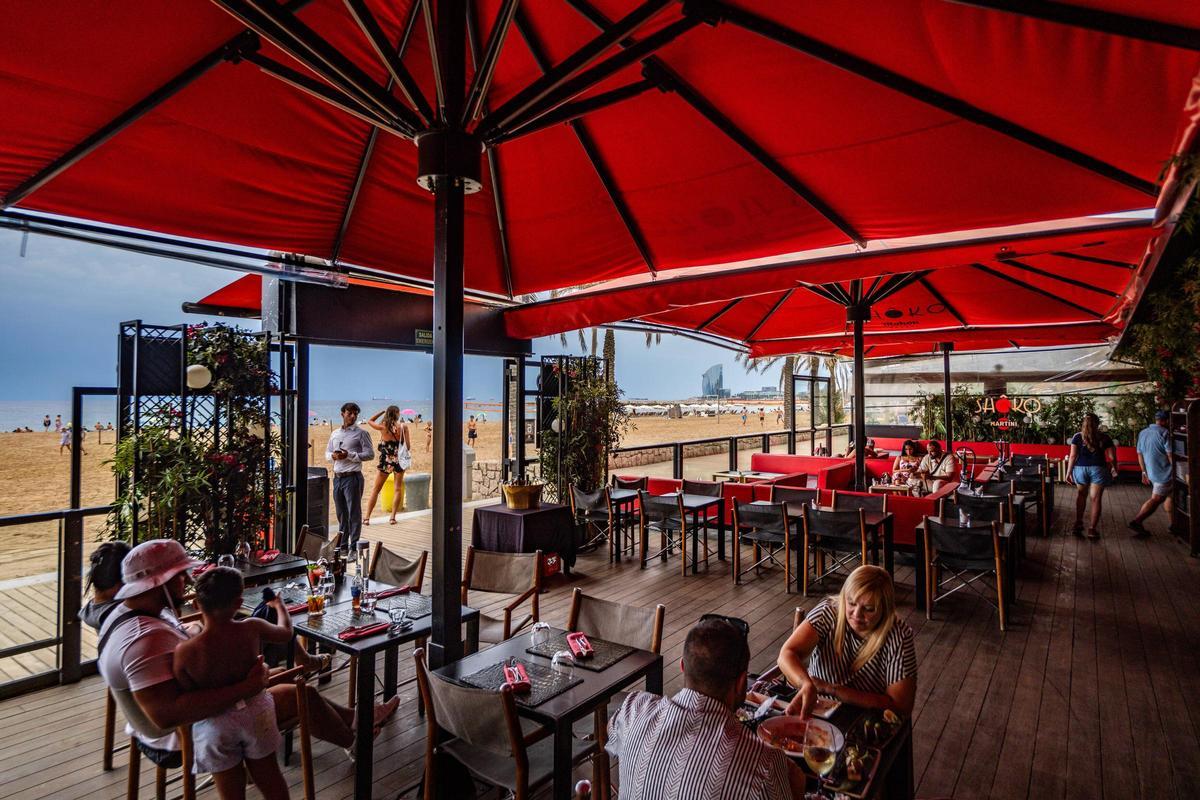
744, 289, 795, 341
491, 15, 703, 140
2, 31, 258, 210
718, 2, 1157, 197
801, 285, 843, 306
695, 299, 742, 332
343, 0, 435, 126
478, 0, 674, 138
514, 10, 656, 275
946, 1, 1200, 51
643, 61, 866, 247
917, 276, 969, 327
1050, 251, 1136, 269
245, 53, 406, 135
331, 127, 379, 263
419, 0, 445, 121
462, 0, 521, 126
999, 258, 1120, 297
970, 263, 1104, 318
467, 0, 515, 298
869, 270, 930, 305
213, 0, 419, 134
492, 79, 657, 143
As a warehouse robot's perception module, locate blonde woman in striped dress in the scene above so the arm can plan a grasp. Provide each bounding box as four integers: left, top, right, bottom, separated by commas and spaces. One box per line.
777, 565, 917, 719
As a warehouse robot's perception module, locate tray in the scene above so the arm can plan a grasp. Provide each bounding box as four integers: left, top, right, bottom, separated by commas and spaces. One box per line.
459, 659, 582, 707
821, 743, 883, 799
525, 630, 636, 671
846, 709, 904, 750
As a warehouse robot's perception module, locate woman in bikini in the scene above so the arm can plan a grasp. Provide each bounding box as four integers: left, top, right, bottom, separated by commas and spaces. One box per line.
363, 406, 411, 525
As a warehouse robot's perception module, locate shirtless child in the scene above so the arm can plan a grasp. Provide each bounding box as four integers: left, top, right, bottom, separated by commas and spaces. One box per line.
173, 567, 291, 800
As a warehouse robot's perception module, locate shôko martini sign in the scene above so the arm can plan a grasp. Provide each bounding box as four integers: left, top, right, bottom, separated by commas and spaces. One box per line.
975, 394, 1042, 430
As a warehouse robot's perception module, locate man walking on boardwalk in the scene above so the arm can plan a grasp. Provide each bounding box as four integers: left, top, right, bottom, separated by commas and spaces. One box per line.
1129, 409, 1174, 538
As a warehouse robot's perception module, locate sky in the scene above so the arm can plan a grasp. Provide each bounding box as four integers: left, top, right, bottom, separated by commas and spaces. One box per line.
0, 228, 781, 403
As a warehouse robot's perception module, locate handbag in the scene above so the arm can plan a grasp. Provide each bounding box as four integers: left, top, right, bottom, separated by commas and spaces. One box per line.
395, 443, 413, 471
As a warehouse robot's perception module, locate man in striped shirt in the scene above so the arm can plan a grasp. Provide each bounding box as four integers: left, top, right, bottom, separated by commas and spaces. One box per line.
607, 619, 806, 799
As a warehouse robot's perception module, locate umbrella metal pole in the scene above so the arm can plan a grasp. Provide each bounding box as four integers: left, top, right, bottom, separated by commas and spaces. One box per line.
848, 297, 869, 490
941, 342, 953, 457
425, 0, 473, 671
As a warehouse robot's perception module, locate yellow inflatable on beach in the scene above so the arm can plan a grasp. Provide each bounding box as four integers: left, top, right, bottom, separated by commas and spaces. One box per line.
380, 473, 406, 516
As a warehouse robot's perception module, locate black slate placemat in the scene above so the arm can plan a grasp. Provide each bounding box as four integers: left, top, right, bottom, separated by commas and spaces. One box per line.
459, 660, 582, 707
525, 630, 636, 672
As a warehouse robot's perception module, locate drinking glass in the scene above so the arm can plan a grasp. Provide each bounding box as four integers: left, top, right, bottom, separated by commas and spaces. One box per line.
388, 605, 408, 633
550, 650, 575, 680
531, 622, 552, 648
803, 723, 837, 778
217, 554, 236, 569
362, 590, 378, 615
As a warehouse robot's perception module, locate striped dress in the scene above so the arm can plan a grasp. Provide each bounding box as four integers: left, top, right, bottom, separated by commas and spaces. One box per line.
608, 688, 792, 800
805, 598, 917, 694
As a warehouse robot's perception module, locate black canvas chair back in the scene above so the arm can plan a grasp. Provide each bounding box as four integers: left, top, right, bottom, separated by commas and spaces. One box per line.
1010, 454, 1047, 467
772, 485, 818, 506
832, 491, 887, 513
803, 506, 865, 551
977, 480, 1014, 498
295, 525, 338, 561
682, 479, 722, 497
732, 500, 789, 541
954, 490, 1008, 522
613, 476, 647, 490
926, 517, 998, 572
638, 490, 682, 529
570, 485, 607, 515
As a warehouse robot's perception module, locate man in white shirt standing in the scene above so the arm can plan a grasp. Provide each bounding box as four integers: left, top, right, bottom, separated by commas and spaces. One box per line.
326, 402, 374, 548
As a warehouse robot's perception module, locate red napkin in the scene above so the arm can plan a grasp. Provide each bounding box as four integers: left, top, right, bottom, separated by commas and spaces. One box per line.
337, 622, 390, 641
192, 563, 215, 577
254, 549, 281, 564
286, 602, 308, 615
375, 585, 412, 600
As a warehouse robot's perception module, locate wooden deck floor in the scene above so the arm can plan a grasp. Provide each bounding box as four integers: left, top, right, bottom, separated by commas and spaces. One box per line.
2, 483, 1199, 799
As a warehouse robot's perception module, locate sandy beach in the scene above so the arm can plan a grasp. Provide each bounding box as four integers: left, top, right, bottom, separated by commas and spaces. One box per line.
0, 410, 821, 580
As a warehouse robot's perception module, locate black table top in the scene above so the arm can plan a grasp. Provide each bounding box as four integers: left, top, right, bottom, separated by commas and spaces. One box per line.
434, 630, 661, 725
657, 491, 724, 511
916, 516, 1016, 538
288, 581, 478, 656
231, 553, 309, 585
608, 487, 639, 503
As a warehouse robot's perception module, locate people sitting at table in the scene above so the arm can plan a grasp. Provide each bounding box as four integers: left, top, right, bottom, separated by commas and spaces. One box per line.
892, 440, 923, 488
777, 566, 916, 719
915, 440, 957, 492
607, 618, 806, 799
173, 567, 292, 799
97, 539, 397, 774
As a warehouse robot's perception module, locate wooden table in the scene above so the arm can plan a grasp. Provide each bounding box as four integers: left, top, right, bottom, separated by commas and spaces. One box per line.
292, 583, 480, 799
434, 629, 663, 800
230, 553, 309, 586
869, 483, 913, 497
657, 492, 727, 570
914, 517, 1017, 612
711, 470, 786, 483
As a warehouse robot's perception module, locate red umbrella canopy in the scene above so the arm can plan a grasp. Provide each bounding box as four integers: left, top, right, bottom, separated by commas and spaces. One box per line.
1, 1, 1198, 296
638, 229, 1150, 357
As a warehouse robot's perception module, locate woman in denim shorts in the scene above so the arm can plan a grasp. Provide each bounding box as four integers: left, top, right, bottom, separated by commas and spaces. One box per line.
1066, 413, 1117, 539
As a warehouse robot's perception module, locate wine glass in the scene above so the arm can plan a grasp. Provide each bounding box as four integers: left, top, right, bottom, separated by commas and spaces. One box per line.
388, 605, 408, 633
217, 554, 235, 570
803, 722, 837, 779
550, 650, 575, 680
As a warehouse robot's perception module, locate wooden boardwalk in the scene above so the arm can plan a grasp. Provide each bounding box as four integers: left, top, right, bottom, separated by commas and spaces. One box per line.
1, 483, 1199, 799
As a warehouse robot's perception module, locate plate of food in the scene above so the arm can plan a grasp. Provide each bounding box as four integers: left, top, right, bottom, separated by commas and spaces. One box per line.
757, 716, 845, 760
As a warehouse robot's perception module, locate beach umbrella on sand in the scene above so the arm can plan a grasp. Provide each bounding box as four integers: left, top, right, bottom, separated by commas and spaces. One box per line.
2, 8, 1199, 775
401, 408, 417, 416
